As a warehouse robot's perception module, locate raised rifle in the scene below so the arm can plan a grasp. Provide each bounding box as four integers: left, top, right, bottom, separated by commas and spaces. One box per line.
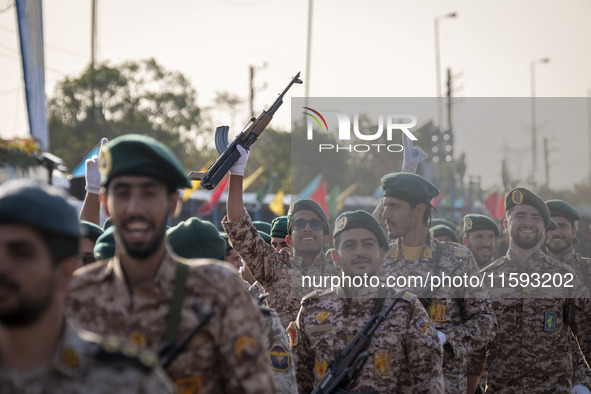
188, 72, 303, 189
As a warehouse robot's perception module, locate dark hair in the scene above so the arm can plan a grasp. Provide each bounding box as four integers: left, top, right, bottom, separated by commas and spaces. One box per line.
409, 202, 432, 226
37, 230, 80, 265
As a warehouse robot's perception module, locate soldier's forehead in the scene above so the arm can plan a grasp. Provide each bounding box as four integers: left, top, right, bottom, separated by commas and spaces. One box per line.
291, 210, 322, 220
510, 204, 541, 216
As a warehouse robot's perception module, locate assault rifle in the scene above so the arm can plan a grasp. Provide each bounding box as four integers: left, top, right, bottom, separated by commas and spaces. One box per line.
311, 289, 406, 394
188, 72, 303, 189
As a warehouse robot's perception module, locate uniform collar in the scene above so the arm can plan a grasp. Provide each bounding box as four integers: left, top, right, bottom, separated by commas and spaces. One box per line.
389, 233, 436, 261
105, 246, 177, 289
52, 319, 92, 378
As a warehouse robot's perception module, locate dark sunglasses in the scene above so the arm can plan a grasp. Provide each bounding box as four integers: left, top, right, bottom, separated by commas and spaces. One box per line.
291, 218, 324, 231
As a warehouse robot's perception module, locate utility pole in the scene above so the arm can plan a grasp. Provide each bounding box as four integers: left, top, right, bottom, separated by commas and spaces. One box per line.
248, 63, 267, 119
91, 0, 97, 68
544, 137, 550, 188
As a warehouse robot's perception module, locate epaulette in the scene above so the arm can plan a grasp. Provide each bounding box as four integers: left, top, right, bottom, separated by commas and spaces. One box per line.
94, 337, 157, 373
400, 290, 417, 301
302, 288, 334, 300
453, 244, 471, 259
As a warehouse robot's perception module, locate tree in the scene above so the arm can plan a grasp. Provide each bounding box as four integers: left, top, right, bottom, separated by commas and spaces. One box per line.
48, 58, 208, 171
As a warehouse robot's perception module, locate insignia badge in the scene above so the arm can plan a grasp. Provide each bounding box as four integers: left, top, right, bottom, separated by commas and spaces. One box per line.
98, 146, 112, 176
60, 348, 79, 369
416, 319, 434, 337
314, 311, 330, 324
268, 341, 291, 372
315, 358, 328, 378
234, 336, 258, 359
465, 217, 473, 230
544, 311, 557, 332
129, 331, 146, 347
374, 353, 390, 376
286, 321, 298, 347
227, 238, 233, 248
423, 248, 433, 259
174, 377, 203, 394
511, 190, 524, 205
336, 216, 347, 231
429, 303, 446, 322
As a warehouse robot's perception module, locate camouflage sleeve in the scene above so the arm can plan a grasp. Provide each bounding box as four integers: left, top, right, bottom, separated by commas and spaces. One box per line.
568, 294, 591, 374
571, 332, 591, 389
405, 297, 445, 393
466, 346, 487, 376
222, 209, 287, 290
291, 305, 316, 394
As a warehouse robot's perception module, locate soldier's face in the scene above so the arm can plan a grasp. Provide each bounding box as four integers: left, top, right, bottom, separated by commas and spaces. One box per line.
225, 249, 243, 270
332, 228, 385, 276
464, 230, 496, 267
381, 197, 418, 239
546, 217, 575, 256
0, 225, 58, 328
288, 210, 328, 256
505, 205, 544, 250
271, 237, 289, 253
104, 176, 177, 259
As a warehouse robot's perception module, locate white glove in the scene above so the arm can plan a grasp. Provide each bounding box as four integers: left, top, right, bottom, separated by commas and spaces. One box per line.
573, 385, 591, 394
229, 145, 249, 176
85, 138, 108, 194
437, 330, 447, 346
401, 133, 427, 173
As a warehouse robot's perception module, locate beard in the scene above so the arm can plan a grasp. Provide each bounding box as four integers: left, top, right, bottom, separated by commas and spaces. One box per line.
0, 274, 54, 329
546, 236, 573, 256
115, 211, 169, 260
511, 227, 543, 250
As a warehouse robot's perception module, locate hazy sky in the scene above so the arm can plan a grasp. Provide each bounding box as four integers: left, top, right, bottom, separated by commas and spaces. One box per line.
1, 0, 590, 190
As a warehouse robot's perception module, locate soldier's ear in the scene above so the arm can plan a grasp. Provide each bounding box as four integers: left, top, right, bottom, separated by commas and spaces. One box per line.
503, 218, 508, 230
330, 248, 339, 265
99, 190, 110, 217
462, 235, 468, 247
285, 235, 292, 248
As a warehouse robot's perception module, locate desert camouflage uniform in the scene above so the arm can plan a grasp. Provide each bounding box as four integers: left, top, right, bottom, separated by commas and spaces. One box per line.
291, 287, 444, 393
223, 209, 339, 328
377, 235, 496, 393
472, 249, 591, 393
0, 320, 173, 394
65, 249, 275, 394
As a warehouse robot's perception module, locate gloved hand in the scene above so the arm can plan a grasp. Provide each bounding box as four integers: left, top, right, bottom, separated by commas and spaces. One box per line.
229, 145, 249, 176
85, 137, 108, 194
437, 330, 447, 346
572, 385, 591, 394
401, 133, 427, 173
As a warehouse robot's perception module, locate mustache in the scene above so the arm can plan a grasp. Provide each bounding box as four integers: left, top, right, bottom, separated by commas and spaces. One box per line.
0, 275, 19, 292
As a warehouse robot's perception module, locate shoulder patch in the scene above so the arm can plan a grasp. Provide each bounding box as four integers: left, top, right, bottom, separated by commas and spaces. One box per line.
286, 321, 298, 347
454, 245, 470, 258
94, 337, 156, 373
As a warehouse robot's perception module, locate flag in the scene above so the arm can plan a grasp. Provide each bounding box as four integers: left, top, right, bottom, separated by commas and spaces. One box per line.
197, 176, 229, 215
310, 181, 329, 218
431, 194, 442, 208
298, 175, 323, 199
269, 190, 285, 216
485, 192, 498, 219
70, 144, 100, 178
337, 183, 358, 211
328, 186, 340, 219
256, 174, 275, 205
243, 166, 265, 191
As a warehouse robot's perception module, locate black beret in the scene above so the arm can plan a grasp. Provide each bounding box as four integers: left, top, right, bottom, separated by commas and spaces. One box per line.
287, 199, 329, 233
381, 172, 439, 204
0, 179, 80, 238
429, 218, 457, 231
270, 216, 288, 238
167, 218, 226, 260
94, 226, 115, 260
545, 199, 581, 223
99, 134, 191, 189
505, 187, 551, 228
80, 220, 104, 243
430, 224, 459, 243
253, 221, 271, 235
463, 214, 499, 236
333, 210, 389, 249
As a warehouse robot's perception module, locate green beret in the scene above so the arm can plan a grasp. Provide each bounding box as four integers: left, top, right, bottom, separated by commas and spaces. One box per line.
219, 232, 233, 252
258, 230, 271, 244
381, 172, 439, 204
167, 218, 226, 259
270, 216, 288, 238
99, 134, 191, 189
102, 217, 113, 230
253, 221, 271, 235
333, 210, 389, 249
505, 187, 551, 228
429, 218, 457, 231
463, 214, 499, 236
0, 179, 80, 238
287, 199, 329, 233
94, 226, 115, 260
430, 224, 459, 243
80, 220, 104, 242
549, 219, 558, 231
545, 199, 581, 223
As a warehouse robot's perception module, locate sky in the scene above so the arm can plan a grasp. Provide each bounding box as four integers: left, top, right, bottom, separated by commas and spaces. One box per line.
1, 0, 590, 190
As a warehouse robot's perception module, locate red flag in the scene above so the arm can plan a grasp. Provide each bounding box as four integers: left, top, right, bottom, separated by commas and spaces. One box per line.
431, 194, 442, 208
197, 176, 229, 215
496, 194, 505, 220
310, 181, 329, 218
485, 192, 498, 219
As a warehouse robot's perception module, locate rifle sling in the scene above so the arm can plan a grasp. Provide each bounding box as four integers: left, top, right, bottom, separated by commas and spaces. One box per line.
165, 261, 189, 343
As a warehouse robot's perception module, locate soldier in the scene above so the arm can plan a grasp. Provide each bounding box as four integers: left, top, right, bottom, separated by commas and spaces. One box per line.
65, 134, 275, 393
292, 210, 444, 393
0, 179, 173, 393
473, 188, 591, 392
223, 147, 338, 328
377, 172, 496, 393
270, 216, 289, 252
462, 213, 499, 270
78, 219, 104, 267
430, 224, 459, 243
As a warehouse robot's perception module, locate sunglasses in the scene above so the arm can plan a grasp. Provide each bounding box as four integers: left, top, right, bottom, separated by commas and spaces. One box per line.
291, 218, 324, 231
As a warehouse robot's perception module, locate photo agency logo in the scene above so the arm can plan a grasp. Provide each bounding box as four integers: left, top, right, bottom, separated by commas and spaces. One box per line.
302, 106, 419, 153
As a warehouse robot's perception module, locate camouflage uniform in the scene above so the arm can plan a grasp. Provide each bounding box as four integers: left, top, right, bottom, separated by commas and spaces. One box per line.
473, 249, 591, 393
292, 287, 444, 393
222, 209, 339, 328
0, 320, 173, 394
65, 249, 276, 393
377, 235, 496, 393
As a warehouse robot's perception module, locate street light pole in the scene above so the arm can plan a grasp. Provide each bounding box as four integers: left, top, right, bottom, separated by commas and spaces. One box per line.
434, 12, 457, 132
530, 57, 550, 188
